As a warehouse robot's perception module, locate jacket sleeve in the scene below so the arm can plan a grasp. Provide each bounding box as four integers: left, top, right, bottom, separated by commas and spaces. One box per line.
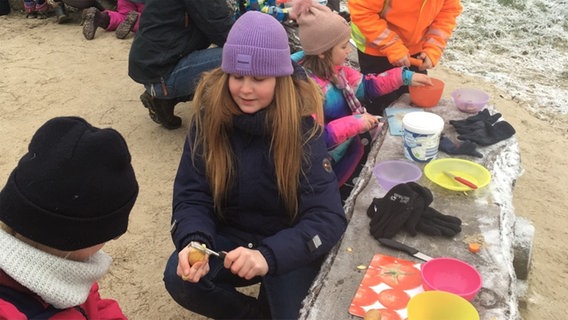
325, 115, 367, 148
349, 0, 409, 63
186, 0, 234, 46
171, 135, 218, 251
422, 0, 463, 66
361, 67, 404, 100
258, 119, 347, 275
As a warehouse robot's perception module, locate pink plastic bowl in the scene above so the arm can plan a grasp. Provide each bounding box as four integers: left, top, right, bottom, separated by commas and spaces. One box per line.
451, 88, 490, 113
421, 257, 482, 301
372, 160, 422, 191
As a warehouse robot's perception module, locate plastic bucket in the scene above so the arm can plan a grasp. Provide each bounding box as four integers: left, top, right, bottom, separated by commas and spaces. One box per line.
402, 112, 444, 162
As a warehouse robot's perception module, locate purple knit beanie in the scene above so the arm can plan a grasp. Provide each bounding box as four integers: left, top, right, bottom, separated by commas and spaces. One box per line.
222, 11, 293, 77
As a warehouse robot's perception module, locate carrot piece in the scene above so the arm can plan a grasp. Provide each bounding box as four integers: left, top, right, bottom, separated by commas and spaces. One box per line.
468, 242, 481, 253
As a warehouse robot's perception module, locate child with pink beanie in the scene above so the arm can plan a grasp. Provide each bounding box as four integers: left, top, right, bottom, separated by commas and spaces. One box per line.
291, 0, 432, 200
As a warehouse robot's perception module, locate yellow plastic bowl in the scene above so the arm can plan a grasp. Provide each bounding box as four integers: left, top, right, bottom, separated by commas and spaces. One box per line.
407, 291, 480, 320
424, 158, 491, 191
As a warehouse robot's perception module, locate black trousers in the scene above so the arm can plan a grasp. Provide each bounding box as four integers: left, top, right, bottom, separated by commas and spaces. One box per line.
357, 50, 426, 115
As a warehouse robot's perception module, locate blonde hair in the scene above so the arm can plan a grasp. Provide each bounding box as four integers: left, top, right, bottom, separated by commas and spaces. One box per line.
189, 68, 324, 221
301, 50, 340, 85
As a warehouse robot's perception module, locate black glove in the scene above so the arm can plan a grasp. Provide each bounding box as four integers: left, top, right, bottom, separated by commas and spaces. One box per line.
458, 120, 516, 146
403, 182, 433, 236
439, 135, 483, 158
449, 109, 500, 128
452, 119, 495, 135
367, 183, 419, 239
412, 207, 462, 237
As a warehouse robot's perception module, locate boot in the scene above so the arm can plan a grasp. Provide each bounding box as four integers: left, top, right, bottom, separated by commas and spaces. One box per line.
140, 92, 182, 130
82, 7, 110, 40
115, 11, 139, 39
35, 2, 48, 18
24, 2, 36, 18
54, 2, 70, 24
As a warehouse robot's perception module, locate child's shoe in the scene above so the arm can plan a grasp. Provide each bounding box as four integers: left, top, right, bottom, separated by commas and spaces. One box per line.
115, 11, 139, 39
82, 7, 110, 40
54, 2, 70, 24
24, 2, 36, 18
36, 2, 47, 19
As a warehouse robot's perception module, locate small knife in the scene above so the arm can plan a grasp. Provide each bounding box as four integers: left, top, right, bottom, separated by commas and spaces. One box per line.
189, 242, 226, 259
443, 171, 478, 189
378, 238, 433, 262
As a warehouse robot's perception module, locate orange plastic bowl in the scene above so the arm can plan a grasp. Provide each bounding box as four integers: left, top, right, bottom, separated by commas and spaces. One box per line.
420, 257, 482, 301
409, 78, 445, 108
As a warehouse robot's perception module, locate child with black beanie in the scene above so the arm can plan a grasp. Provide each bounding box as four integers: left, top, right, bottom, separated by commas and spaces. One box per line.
0, 116, 139, 319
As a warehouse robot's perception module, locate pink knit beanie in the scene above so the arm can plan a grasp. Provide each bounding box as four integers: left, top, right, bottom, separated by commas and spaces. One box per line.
222, 11, 293, 77
294, 0, 351, 55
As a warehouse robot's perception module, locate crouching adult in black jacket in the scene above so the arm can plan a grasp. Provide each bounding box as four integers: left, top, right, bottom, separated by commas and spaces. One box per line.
128, 0, 233, 129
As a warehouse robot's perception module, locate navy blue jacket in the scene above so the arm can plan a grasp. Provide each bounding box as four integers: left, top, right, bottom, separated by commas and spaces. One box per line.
171, 111, 347, 275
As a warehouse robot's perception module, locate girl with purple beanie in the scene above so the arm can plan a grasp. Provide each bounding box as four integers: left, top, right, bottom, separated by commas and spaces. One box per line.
163, 10, 347, 319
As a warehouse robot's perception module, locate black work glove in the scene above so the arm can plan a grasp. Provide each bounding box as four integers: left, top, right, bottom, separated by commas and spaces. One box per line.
449, 109, 500, 128
439, 135, 483, 158
458, 120, 516, 146
403, 182, 433, 236
367, 183, 418, 239
413, 207, 462, 237
452, 119, 496, 135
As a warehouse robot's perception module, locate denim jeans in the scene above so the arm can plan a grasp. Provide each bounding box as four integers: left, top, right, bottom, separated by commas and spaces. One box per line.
163, 235, 323, 319
145, 47, 223, 99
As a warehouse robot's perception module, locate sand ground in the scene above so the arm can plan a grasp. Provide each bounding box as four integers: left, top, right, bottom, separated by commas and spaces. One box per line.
1, 13, 567, 320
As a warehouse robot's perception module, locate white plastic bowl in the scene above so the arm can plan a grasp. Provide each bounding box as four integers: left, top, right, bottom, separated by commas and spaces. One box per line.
372, 160, 422, 191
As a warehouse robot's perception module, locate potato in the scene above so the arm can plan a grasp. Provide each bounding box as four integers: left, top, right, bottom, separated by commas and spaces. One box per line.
188, 244, 206, 265
363, 309, 382, 320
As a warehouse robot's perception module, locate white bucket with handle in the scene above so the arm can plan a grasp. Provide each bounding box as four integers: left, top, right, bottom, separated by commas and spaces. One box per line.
402, 112, 444, 162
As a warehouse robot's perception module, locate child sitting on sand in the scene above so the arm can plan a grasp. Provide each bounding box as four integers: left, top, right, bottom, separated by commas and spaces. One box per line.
82, 0, 144, 40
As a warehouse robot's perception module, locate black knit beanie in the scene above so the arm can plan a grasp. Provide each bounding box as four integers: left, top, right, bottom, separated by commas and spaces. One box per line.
0, 116, 139, 251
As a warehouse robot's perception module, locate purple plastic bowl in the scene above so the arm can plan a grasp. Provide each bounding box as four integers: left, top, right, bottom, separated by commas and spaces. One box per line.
372, 160, 422, 191
421, 257, 482, 301
451, 88, 490, 113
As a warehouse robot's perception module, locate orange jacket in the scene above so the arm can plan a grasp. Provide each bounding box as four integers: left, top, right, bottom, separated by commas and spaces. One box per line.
349, 0, 462, 66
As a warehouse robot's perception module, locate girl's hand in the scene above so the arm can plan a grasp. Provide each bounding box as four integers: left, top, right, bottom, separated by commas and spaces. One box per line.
177, 245, 210, 283
223, 247, 269, 280
410, 73, 433, 86
359, 113, 380, 133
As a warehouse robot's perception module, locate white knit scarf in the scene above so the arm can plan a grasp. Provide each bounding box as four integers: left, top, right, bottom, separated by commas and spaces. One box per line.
0, 229, 111, 309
